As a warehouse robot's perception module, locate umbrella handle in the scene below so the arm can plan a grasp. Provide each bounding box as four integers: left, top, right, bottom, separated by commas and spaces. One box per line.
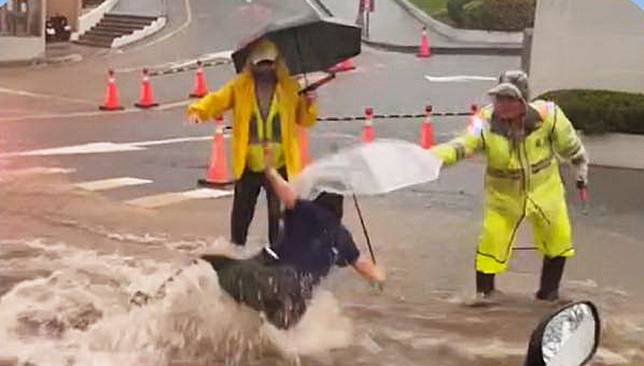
352, 194, 377, 264
299, 73, 336, 94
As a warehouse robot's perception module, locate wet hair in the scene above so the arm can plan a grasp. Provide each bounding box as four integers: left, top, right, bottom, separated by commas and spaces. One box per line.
313, 192, 344, 220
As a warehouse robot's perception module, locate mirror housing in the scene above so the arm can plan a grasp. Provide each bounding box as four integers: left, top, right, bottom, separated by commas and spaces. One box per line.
524, 301, 600, 366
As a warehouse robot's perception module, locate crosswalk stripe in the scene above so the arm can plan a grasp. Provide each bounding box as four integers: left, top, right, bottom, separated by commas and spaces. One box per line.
75, 177, 153, 191
1, 135, 229, 158
125, 188, 232, 209
0, 167, 75, 182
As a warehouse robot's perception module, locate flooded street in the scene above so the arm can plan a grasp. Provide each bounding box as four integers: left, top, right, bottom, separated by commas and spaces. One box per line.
1, 158, 643, 366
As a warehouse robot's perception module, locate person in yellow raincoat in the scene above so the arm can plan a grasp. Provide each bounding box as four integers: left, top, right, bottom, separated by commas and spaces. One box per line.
431, 71, 589, 304
186, 39, 318, 246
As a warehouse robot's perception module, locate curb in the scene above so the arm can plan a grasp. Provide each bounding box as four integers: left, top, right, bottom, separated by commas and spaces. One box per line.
362, 38, 522, 56
391, 0, 523, 45
0, 53, 82, 67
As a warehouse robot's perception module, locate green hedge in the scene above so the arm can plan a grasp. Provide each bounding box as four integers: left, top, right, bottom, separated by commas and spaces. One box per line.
445, 0, 535, 31
408, 0, 449, 16
464, 0, 535, 31
538, 90, 644, 135
446, 0, 469, 24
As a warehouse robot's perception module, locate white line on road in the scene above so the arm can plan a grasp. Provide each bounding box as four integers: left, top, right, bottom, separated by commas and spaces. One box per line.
1, 135, 223, 158
0, 107, 140, 122
0, 167, 76, 181
125, 188, 232, 209
424, 75, 497, 82
131, 136, 214, 147
0, 86, 96, 105
75, 177, 153, 191
2, 142, 146, 157
0, 99, 191, 122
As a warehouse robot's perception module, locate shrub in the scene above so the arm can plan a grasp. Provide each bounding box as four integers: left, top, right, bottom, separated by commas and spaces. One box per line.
461, 0, 536, 32
446, 0, 472, 25
537, 90, 644, 135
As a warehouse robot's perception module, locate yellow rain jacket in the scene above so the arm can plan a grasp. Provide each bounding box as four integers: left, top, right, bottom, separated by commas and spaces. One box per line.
432, 101, 586, 274
187, 60, 317, 180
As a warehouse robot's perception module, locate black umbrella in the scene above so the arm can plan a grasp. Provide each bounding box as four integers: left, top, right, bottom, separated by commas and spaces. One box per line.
232, 11, 361, 75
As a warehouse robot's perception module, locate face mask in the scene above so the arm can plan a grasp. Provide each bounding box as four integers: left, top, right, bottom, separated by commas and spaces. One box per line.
252, 64, 277, 83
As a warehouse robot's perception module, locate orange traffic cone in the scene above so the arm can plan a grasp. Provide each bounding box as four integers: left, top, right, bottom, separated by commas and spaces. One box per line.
329, 58, 356, 73
134, 68, 159, 109
418, 27, 431, 58
298, 126, 311, 168
420, 105, 434, 149
198, 116, 233, 187
99, 69, 124, 111
362, 107, 375, 143
189, 61, 208, 98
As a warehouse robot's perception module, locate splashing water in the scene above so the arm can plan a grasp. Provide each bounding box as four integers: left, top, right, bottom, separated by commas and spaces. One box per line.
0, 239, 354, 366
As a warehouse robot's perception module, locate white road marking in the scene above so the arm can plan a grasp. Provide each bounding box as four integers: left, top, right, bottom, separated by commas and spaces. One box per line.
1, 135, 225, 158
0, 107, 139, 122
126, 188, 232, 208
2, 142, 146, 157
75, 177, 153, 191
181, 188, 233, 199
0, 99, 191, 122
424, 75, 497, 82
0, 167, 75, 181
130, 136, 214, 147
0, 86, 95, 105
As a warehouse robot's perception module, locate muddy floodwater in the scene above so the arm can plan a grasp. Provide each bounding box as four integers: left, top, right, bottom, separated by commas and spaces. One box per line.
1, 163, 643, 366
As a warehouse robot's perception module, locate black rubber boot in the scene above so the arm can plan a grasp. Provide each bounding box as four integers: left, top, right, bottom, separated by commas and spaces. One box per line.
466, 271, 499, 307
536, 256, 566, 302
476, 271, 496, 296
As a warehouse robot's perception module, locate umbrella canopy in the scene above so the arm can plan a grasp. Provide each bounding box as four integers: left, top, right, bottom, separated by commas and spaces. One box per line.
293, 140, 443, 200
232, 10, 361, 75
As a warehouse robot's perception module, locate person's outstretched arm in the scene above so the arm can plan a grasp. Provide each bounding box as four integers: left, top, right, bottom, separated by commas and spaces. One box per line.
352, 255, 386, 286
186, 80, 235, 123
430, 107, 487, 166
264, 145, 297, 209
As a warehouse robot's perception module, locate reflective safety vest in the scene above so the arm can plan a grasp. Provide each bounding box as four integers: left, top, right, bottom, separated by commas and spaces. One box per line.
246, 94, 285, 172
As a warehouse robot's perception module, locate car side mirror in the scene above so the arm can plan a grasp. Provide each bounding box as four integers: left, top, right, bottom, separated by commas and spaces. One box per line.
524, 301, 600, 366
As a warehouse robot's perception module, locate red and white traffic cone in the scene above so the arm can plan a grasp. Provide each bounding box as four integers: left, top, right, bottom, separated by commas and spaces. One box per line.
189, 61, 208, 98
420, 105, 435, 149
134, 68, 159, 109
362, 107, 375, 143
99, 69, 124, 111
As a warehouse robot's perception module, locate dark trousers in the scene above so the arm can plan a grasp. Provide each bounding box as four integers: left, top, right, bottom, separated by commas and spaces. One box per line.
231, 167, 287, 246
206, 252, 313, 330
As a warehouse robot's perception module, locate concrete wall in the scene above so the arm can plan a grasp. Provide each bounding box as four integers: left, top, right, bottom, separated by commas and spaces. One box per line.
529, 0, 644, 96
47, 0, 80, 31
0, 0, 45, 62
0, 35, 45, 62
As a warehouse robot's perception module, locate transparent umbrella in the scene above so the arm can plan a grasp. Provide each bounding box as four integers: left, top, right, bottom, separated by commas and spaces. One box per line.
293, 139, 443, 199
292, 139, 443, 265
